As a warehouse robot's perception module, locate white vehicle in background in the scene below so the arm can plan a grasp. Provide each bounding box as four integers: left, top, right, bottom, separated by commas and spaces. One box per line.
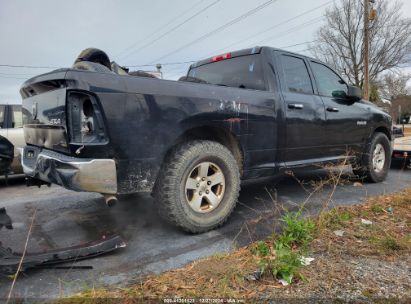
0, 103, 24, 174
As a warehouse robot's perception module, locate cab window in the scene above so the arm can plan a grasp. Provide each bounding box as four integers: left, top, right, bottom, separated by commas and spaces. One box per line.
310, 62, 348, 97
188, 54, 266, 91
281, 55, 313, 94
0, 105, 5, 129
11, 105, 23, 128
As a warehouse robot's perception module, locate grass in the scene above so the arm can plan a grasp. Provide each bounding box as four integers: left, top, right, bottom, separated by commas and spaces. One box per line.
251, 211, 315, 284
56, 188, 411, 303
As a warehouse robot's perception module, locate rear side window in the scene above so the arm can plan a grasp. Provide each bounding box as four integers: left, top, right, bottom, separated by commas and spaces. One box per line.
11, 105, 23, 128
281, 55, 313, 94
310, 62, 348, 97
0, 105, 5, 129
188, 55, 266, 91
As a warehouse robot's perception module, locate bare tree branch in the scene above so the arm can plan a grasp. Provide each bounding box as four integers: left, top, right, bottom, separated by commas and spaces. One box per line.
310, 0, 411, 87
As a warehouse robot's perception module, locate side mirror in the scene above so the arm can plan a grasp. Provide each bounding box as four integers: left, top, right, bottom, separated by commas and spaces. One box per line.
346, 85, 362, 101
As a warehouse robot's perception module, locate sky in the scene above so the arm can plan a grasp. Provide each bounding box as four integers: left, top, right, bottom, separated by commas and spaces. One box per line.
1, 0, 410, 103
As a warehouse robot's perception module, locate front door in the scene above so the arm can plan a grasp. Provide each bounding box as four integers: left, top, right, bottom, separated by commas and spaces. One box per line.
309, 61, 369, 158
277, 53, 326, 165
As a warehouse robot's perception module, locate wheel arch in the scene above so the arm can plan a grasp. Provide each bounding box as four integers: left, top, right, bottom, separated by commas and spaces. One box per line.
158, 125, 244, 178
373, 125, 392, 141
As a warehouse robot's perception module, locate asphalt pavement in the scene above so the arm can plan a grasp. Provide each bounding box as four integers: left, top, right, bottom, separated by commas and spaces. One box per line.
0, 165, 410, 299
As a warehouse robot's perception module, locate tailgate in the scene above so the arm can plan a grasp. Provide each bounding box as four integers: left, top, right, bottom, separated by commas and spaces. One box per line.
20, 70, 69, 153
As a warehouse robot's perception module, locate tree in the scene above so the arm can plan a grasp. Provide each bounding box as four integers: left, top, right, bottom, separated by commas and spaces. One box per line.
369, 82, 381, 103
378, 71, 410, 101
311, 0, 411, 88
390, 96, 411, 123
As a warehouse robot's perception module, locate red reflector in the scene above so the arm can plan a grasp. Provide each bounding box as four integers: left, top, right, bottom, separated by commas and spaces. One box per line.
211, 52, 231, 62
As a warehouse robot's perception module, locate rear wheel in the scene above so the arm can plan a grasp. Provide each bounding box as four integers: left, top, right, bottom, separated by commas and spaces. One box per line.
154, 140, 240, 233
353, 132, 391, 182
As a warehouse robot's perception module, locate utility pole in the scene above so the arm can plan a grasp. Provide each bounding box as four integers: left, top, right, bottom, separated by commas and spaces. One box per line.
363, 0, 370, 100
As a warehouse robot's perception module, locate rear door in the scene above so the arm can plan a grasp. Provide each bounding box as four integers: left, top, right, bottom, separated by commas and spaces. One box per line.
276, 53, 326, 164
309, 61, 369, 157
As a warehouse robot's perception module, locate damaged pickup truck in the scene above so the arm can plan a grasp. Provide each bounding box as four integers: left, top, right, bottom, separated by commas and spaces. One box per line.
20, 47, 392, 233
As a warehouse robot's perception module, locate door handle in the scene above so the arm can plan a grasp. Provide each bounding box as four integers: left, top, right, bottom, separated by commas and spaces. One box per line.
288, 103, 304, 110
326, 107, 339, 112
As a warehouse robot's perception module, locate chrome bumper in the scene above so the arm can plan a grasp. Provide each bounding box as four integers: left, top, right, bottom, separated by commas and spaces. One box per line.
21, 146, 117, 194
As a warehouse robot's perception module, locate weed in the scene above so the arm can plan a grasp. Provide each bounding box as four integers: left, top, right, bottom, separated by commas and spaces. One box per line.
271, 242, 303, 284
380, 236, 403, 251
251, 211, 315, 284
279, 212, 315, 249
371, 205, 384, 214
317, 209, 352, 230
251, 240, 270, 256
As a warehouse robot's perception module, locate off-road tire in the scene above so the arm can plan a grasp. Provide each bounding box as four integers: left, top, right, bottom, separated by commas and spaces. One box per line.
72, 61, 113, 73
154, 140, 240, 233
74, 48, 112, 70
129, 70, 158, 78
352, 132, 391, 182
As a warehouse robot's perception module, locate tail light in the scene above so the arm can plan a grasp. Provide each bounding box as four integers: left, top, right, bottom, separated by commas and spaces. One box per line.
211, 52, 231, 62
66, 91, 108, 144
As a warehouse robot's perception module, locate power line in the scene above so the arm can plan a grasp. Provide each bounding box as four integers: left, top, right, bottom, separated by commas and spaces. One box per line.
254, 16, 324, 45
126, 3, 332, 68
0, 72, 38, 76
119, 0, 222, 62
0, 75, 29, 80
279, 40, 318, 49
149, 0, 280, 64
199, 0, 333, 58
0, 64, 60, 69
115, 0, 206, 60
125, 60, 196, 68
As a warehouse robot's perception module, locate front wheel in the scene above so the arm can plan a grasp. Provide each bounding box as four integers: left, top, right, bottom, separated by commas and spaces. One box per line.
353, 132, 391, 182
154, 140, 241, 233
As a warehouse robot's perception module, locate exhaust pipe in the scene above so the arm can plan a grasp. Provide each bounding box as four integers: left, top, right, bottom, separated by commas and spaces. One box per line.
103, 195, 118, 207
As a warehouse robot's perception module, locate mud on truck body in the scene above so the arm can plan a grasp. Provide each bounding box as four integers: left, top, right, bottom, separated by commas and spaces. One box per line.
20, 47, 393, 233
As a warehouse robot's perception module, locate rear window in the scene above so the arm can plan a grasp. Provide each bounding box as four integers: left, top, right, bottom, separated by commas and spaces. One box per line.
281, 55, 313, 94
188, 55, 266, 91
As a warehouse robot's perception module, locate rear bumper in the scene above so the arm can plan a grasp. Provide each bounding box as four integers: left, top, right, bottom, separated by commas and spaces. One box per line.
21, 146, 117, 194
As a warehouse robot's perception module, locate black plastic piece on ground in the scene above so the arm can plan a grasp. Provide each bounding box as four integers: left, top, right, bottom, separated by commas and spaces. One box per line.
0, 235, 126, 274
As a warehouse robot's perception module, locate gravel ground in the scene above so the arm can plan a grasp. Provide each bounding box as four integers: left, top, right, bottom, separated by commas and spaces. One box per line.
263, 254, 411, 303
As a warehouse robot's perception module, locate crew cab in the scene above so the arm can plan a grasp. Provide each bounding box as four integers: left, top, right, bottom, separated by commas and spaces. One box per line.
20, 47, 392, 233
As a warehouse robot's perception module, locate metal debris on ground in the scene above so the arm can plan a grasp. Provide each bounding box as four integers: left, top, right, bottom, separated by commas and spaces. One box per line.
361, 219, 373, 225
0, 207, 126, 275
386, 207, 393, 214
245, 270, 262, 281
299, 256, 315, 266
333, 230, 345, 237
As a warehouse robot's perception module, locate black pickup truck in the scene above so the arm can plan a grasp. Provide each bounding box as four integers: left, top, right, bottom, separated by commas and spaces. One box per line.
20, 47, 392, 233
